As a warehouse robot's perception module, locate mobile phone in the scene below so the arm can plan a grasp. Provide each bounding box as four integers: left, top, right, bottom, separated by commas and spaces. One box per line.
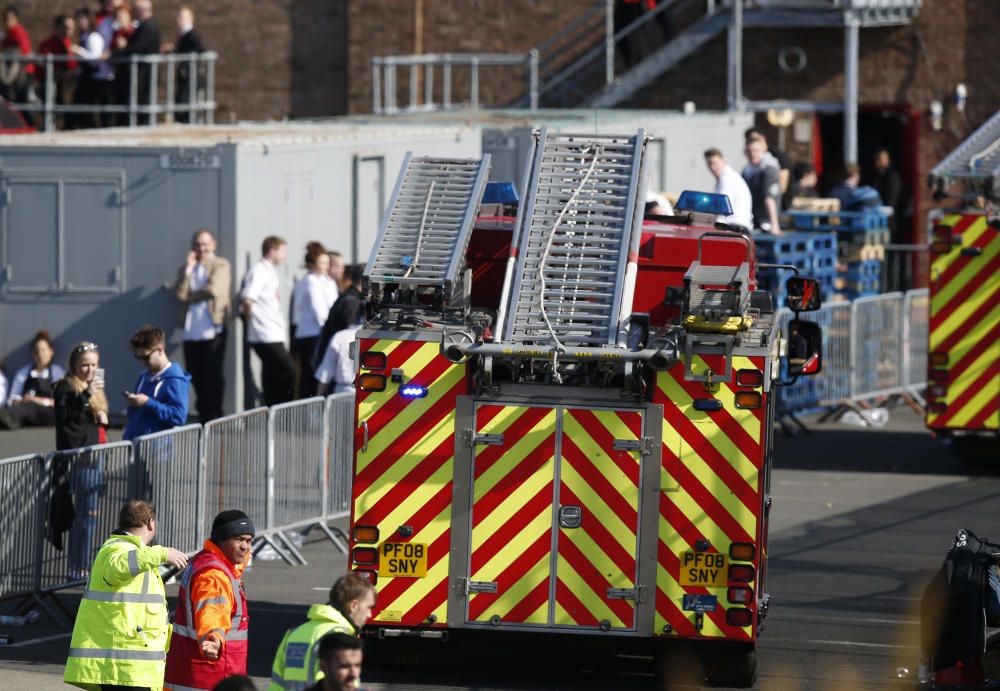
123, 390, 132, 397
94, 368, 105, 384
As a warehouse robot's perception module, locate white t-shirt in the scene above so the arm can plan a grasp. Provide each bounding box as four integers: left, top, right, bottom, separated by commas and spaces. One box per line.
240, 258, 286, 344
0, 370, 8, 406
183, 262, 221, 341
291, 273, 339, 339
315, 324, 360, 392
715, 164, 754, 232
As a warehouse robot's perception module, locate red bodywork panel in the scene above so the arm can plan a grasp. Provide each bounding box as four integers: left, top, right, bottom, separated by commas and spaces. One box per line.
468, 217, 758, 326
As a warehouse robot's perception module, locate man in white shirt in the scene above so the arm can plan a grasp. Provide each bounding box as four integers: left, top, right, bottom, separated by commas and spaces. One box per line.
240, 235, 295, 405
174, 228, 230, 422
315, 324, 361, 396
704, 148, 754, 233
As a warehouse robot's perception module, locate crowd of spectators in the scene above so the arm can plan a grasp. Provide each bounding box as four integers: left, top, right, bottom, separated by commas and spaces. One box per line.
702, 127, 905, 236
0, 1, 206, 128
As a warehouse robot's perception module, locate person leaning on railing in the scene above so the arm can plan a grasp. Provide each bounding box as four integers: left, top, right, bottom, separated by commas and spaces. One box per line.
63, 499, 188, 691
53, 341, 111, 581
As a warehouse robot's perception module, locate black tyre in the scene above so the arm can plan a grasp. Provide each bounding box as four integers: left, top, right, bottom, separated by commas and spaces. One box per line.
703, 642, 757, 688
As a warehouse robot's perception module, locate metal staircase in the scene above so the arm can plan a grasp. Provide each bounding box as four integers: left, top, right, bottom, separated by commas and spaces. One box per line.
497, 129, 648, 350
365, 153, 491, 302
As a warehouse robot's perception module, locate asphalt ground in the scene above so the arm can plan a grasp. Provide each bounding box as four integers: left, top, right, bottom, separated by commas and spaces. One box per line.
2, 405, 997, 690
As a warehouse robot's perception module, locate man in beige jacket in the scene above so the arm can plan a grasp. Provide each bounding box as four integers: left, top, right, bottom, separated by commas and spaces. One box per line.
174, 228, 231, 422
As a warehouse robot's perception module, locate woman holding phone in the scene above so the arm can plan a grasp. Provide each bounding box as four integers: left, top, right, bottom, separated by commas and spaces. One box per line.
53, 342, 109, 579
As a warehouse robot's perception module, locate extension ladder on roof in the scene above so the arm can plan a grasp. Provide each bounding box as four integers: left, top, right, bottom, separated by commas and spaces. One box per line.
365, 153, 491, 297
930, 109, 1000, 199
498, 129, 648, 349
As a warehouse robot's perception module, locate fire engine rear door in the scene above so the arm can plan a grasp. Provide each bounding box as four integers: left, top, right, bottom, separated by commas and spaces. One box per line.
555, 408, 643, 631
466, 404, 558, 626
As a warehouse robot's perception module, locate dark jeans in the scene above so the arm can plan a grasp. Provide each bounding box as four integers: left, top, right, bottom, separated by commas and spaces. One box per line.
69, 461, 102, 575
72, 75, 116, 129
988, 568, 1000, 627
0, 401, 56, 429
184, 330, 227, 422
251, 342, 295, 406
292, 336, 319, 398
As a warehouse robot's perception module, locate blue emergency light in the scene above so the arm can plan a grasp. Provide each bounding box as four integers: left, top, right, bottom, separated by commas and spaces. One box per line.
399, 384, 428, 399
483, 182, 519, 205
675, 190, 733, 216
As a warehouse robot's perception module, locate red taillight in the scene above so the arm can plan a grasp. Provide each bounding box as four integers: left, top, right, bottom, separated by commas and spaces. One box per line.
352, 547, 378, 566
729, 564, 755, 583
734, 391, 762, 410
353, 525, 380, 544
736, 369, 763, 388
929, 369, 949, 384
726, 608, 753, 627
361, 351, 387, 370
359, 373, 387, 392
728, 586, 753, 604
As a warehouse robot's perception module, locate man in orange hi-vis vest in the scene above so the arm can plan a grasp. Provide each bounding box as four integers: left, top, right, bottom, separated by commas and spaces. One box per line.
164, 509, 255, 691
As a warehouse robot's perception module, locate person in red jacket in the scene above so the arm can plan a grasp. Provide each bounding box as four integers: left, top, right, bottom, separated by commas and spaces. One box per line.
37, 14, 78, 123
0, 5, 35, 105
164, 510, 255, 691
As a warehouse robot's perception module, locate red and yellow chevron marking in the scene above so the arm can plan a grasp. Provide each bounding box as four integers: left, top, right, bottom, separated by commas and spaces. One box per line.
928, 213, 1000, 430
351, 338, 468, 627
554, 409, 641, 630
653, 354, 766, 641
468, 405, 556, 625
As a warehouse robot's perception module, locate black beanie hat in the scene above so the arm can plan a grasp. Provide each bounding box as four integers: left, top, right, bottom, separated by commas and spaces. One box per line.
211, 509, 256, 543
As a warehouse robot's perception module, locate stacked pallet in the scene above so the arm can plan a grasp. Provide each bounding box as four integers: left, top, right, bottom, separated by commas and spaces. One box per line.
753, 231, 837, 307
787, 207, 891, 300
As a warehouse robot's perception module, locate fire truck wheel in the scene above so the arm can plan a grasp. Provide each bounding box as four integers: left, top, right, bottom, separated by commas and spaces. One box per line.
949, 435, 999, 466
654, 640, 704, 690
702, 642, 757, 688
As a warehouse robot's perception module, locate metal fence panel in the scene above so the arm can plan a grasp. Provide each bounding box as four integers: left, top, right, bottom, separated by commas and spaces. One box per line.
36, 442, 135, 592
270, 398, 327, 530
904, 288, 930, 392
133, 425, 203, 555
326, 393, 356, 519
203, 409, 269, 540
775, 301, 853, 413
0, 454, 44, 599
851, 293, 905, 400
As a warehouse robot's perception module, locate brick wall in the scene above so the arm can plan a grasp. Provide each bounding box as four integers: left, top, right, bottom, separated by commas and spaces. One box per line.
14, 0, 348, 121
346, 0, 595, 113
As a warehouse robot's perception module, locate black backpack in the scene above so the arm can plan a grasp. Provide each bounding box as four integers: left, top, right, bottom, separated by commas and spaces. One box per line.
922, 530, 994, 672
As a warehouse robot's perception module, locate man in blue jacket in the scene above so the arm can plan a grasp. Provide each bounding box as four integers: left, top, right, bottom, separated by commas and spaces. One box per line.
123, 325, 192, 440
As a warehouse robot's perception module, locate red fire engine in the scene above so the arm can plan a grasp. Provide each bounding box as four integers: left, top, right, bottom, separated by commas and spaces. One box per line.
347, 130, 821, 687
926, 111, 1000, 461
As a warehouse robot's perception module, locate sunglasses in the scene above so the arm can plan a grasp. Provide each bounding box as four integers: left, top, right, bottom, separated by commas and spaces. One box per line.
75, 342, 99, 353
134, 347, 162, 362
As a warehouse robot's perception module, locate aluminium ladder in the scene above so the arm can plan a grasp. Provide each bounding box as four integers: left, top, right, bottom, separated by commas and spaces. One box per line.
499, 129, 648, 350
365, 152, 492, 300
929, 109, 1000, 200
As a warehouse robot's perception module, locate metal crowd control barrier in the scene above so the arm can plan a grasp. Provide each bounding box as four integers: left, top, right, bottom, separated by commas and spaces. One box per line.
850, 293, 906, 400
32, 442, 134, 622
904, 289, 930, 402
133, 425, 203, 556
323, 393, 355, 553
203, 408, 269, 552
0, 454, 45, 606
268, 397, 327, 564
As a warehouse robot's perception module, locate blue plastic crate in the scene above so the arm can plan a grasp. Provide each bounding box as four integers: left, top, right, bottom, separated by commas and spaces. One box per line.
788, 209, 889, 232
841, 260, 883, 280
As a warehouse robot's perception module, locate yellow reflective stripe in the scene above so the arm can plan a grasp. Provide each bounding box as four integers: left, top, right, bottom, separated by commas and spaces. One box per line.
937, 302, 1000, 374
553, 558, 626, 628
559, 527, 629, 587
661, 413, 757, 539
930, 214, 986, 276
931, 277, 1000, 351
353, 411, 456, 513
657, 376, 757, 489
356, 359, 463, 474
930, 217, 993, 310
473, 408, 556, 499
471, 499, 552, 582
558, 457, 634, 556
359, 455, 453, 540
470, 552, 549, 624
374, 506, 451, 620
655, 561, 730, 638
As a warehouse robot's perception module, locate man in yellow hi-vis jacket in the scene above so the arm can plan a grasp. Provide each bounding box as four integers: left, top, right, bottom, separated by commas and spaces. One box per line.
64, 499, 189, 691
269, 573, 375, 690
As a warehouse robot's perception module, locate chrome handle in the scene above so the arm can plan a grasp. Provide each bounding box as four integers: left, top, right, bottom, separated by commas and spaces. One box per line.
361, 420, 369, 453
